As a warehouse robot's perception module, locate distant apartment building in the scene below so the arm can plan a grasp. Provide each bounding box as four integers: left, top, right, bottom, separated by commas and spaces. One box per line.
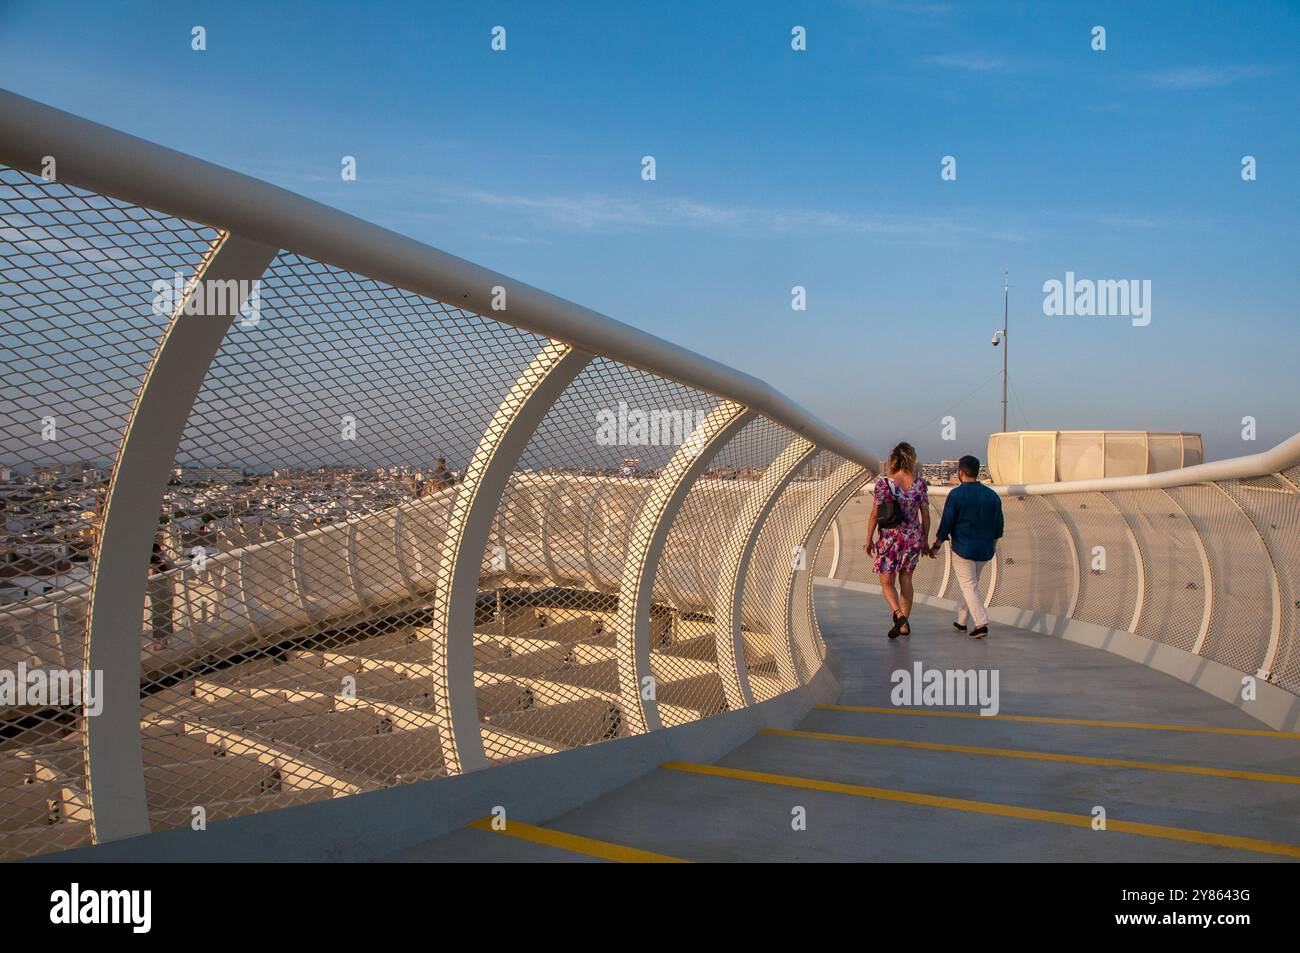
0, 565, 91, 605
11, 538, 70, 560
920, 460, 962, 486
910, 460, 993, 486
173, 465, 246, 484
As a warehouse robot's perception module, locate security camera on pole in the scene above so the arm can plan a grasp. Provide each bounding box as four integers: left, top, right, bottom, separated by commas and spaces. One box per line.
990, 270, 1008, 434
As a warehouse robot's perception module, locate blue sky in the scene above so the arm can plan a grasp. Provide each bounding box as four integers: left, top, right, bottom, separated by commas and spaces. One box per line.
1, 0, 1296, 462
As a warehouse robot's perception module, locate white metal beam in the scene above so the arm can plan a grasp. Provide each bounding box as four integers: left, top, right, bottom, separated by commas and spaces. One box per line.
425, 343, 591, 774
791, 464, 871, 677
84, 233, 277, 844
712, 437, 817, 708
613, 402, 755, 732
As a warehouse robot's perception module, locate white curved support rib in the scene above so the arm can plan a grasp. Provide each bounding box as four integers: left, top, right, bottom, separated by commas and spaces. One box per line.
1161, 489, 1213, 655
985, 542, 1001, 606
345, 520, 368, 610
392, 509, 418, 599
234, 553, 256, 637
712, 437, 817, 709
425, 343, 591, 774
578, 481, 607, 594
790, 463, 871, 676
538, 483, 562, 587
613, 401, 755, 733
290, 535, 313, 621
1213, 481, 1285, 681
826, 517, 842, 580
1045, 496, 1084, 619
1100, 492, 1147, 634
84, 233, 277, 844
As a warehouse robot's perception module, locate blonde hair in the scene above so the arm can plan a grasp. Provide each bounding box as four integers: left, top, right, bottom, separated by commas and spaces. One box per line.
887, 441, 917, 476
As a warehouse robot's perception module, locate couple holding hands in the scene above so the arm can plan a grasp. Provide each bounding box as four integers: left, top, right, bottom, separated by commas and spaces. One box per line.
864, 442, 1004, 641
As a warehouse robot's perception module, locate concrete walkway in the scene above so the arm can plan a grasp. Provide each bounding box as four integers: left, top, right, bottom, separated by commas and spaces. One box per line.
389, 587, 1300, 862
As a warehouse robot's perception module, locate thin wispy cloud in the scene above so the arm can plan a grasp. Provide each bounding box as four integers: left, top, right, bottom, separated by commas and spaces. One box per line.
471, 231, 553, 246
1137, 64, 1281, 90
416, 186, 1218, 247
864, 0, 956, 15
259, 161, 1026, 243
920, 51, 1021, 73
1081, 209, 1229, 233
1086, 213, 1164, 230
413, 186, 1030, 244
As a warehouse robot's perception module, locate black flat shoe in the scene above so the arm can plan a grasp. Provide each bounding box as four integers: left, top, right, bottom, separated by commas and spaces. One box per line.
953, 622, 967, 633
970, 625, 989, 640
897, 614, 910, 636
887, 611, 904, 639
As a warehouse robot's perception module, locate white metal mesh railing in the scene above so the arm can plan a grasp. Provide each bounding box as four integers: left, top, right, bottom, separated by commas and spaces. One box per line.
817, 465, 1300, 696
2, 91, 1294, 862
742, 450, 855, 695
0, 121, 865, 859
0, 166, 221, 859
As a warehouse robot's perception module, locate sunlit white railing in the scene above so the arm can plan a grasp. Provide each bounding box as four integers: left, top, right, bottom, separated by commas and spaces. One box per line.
820, 435, 1300, 713
2, 89, 1295, 863
0, 91, 872, 859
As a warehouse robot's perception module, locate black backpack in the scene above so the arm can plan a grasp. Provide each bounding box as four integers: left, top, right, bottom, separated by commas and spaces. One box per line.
876, 478, 904, 529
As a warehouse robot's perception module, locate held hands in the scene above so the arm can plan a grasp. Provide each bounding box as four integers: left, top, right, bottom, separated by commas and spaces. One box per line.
867, 537, 939, 558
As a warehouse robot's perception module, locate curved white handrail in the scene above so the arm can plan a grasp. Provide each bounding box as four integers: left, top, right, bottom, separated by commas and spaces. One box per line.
831, 441, 1300, 712
989, 432, 1300, 496
0, 89, 877, 474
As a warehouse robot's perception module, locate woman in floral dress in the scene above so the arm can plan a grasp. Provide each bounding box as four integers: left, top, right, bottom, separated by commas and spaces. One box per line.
864, 442, 932, 638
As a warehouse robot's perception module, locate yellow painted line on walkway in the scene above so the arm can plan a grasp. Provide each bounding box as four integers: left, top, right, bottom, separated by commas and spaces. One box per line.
468, 817, 689, 863
763, 727, 1300, 785
817, 704, 1300, 739
660, 762, 1300, 860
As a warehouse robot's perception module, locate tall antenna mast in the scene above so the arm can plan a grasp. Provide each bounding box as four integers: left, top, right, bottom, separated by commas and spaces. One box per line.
1001, 270, 1009, 434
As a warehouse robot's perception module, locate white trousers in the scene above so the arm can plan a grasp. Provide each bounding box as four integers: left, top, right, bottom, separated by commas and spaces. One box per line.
951, 552, 990, 628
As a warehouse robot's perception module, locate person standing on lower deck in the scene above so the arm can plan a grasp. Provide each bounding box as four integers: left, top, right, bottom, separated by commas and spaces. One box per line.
931, 454, 1003, 640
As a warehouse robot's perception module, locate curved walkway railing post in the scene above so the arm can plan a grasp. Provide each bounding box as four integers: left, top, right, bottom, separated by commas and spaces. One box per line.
790, 464, 869, 676
426, 344, 592, 774
1159, 489, 1215, 657
84, 234, 278, 843
1213, 481, 1286, 681
712, 437, 817, 707
613, 402, 756, 731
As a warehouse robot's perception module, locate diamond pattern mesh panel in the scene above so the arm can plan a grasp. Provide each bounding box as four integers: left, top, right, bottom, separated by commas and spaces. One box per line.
988, 495, 1074, 616
0, 165, 220, 859
1109, 489, 1205, 653
474, 358, 723, 759
742, 450, 848, 696
1218, 477, 1299, 691
136, 252, 550, 829
1166, 484, 1272, 676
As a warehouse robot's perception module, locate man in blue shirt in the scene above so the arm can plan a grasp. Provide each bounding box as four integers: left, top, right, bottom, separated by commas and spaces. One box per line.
929, 455, 1003, 639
